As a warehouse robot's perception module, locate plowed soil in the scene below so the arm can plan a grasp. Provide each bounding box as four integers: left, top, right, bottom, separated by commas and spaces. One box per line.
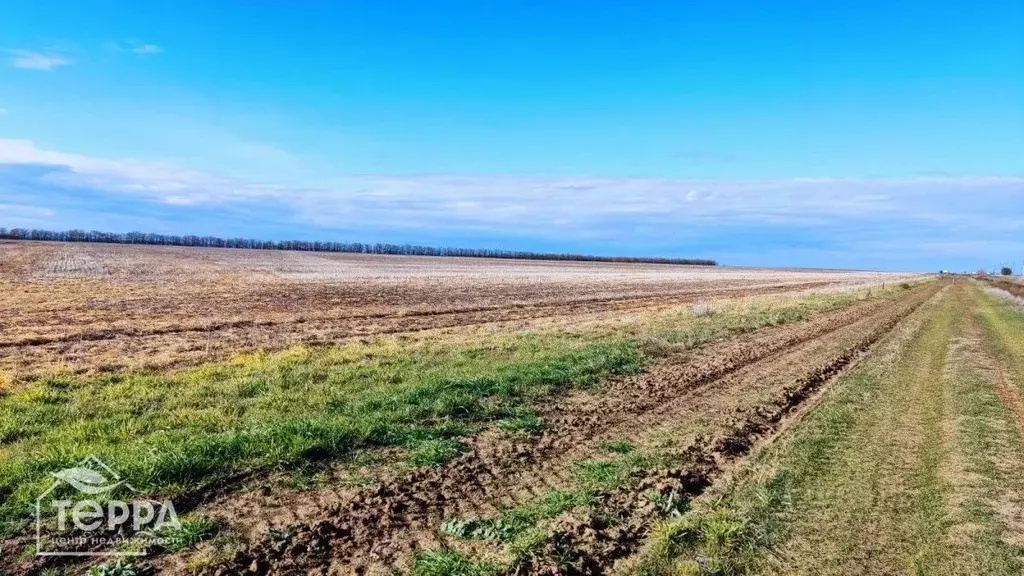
169, 282, 939, 575
983, 277, 1024, 299
0, 241, 914, 379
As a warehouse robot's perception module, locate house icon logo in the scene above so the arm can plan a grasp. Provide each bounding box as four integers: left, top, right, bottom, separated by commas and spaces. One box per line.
35, 455, 180, 557
44, 455, 135, 496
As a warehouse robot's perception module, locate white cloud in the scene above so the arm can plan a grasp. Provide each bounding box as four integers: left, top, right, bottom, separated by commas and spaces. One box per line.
0, 137, 1022, 254
109, 40, 163, 55
0, 203, 54, 218
6, 49, 73, 70
0, 139, 269, 205
131, 43, 163, 55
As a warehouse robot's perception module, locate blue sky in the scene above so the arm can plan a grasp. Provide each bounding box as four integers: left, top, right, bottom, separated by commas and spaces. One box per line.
0, 0, 1022, 271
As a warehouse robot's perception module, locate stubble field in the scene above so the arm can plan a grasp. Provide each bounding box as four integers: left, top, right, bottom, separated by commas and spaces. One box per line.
7, 242, 1023, 576
0, 241, 909, 380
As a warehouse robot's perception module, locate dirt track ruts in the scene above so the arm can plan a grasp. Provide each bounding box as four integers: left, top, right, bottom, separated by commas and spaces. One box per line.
187, 283, 939, 575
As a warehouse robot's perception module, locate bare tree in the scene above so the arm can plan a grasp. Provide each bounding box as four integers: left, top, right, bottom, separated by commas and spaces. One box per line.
0, 226, 717, 266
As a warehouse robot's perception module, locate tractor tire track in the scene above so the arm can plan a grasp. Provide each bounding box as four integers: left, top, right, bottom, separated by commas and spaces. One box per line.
507, 285, 945, 574
189, 284, 937, 575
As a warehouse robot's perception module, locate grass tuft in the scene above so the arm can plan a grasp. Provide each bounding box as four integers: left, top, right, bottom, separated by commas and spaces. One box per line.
157, 514, 220, 552
599, 440, 635, 454
573, 458, 630, 489
640, 473, 789, 576
497, 413, 543, 434
442, 489, 591, 542
407, 438, 465, 467
411, 549, 500, 576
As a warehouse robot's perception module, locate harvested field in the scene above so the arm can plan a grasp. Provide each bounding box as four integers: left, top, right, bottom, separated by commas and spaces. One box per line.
0, 241, 914, 379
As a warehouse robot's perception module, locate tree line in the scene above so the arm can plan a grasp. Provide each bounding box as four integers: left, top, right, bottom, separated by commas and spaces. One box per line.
0, 227, 717, 266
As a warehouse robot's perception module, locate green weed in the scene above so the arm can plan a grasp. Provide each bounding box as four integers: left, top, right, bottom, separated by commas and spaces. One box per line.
599, 440, 635, 454
573, 458, 630, 489
442, 489, 591, 542
407, 438, 465, 467
411, 549, 500, 576
497, 413, 543, 433
157, 514, 220, 552
644, 491, 689, 518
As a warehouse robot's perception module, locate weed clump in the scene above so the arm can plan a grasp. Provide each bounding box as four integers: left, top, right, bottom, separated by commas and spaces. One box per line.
599, 440, 635, 454
497, 413, 543, 433
407, 438, 465, 467
442, 490, 591, 542
412, 549, 500, 576
639, 472, 790, 575
157, 514, 220, 552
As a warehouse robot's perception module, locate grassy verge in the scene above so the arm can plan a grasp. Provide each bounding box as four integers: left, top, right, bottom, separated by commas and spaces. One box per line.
976, 280, 1024, 390
0, 285, 908, 536
640, 284, 953, 575
635, 281, 1024, 575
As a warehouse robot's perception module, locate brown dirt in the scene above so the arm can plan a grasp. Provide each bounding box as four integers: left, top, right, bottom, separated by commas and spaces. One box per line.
164, 283, 938, 575
977, 276, 1024, 303
983, 278, 1024, 300
0, 278, 837, 379
0, 241, 914, 379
